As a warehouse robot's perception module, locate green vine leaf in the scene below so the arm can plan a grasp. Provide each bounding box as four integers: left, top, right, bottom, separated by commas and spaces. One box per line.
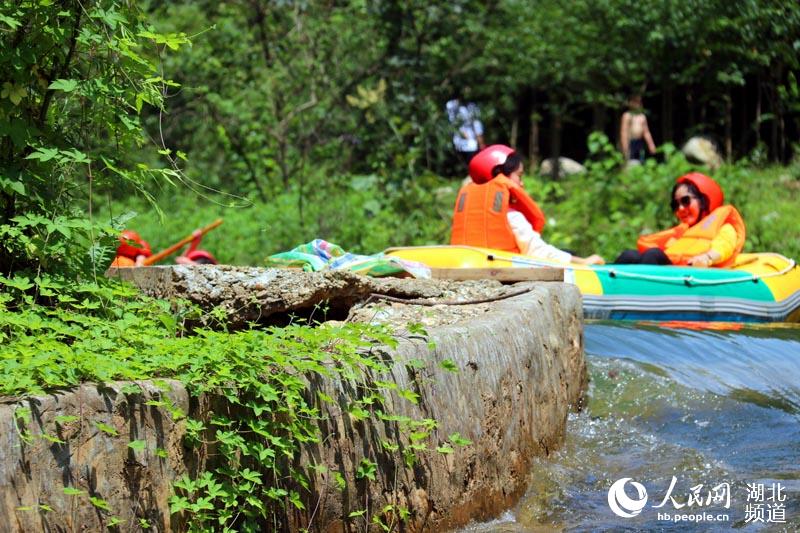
94, 422, 119, 437
439, 359, 459, 373
89, 496, 111, 511
48, 79, 79, 92
127, 440, 146, 451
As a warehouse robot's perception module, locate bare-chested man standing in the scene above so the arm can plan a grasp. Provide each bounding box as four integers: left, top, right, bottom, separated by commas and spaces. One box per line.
620, 94, 657, 163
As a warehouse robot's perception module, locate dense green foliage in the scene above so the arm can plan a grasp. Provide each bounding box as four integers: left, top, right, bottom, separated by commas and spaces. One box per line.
0, 1, 188, 282
142, 0, 800, 190
3, 0, 799, 281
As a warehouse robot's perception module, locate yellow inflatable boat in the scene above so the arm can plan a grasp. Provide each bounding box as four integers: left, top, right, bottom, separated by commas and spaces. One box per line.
386, 246, 800, 323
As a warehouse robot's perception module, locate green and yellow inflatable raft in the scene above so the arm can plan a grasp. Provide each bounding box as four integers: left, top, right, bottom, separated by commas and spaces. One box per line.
386, 245, 800, 323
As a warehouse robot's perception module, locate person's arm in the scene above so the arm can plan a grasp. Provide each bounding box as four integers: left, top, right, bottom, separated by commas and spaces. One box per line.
507, 211, 572, 263
571, 254, 605, 265
184, 230, 203, 256
619, 112, 630, 160
474, 119, 486, 149
687, 224, 737, 267
643, 116, 657, 154
508, 183, 546, 233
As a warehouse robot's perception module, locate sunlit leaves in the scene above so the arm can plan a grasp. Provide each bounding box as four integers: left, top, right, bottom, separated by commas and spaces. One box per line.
47, 79, 78, 92
127, 440, 146, 451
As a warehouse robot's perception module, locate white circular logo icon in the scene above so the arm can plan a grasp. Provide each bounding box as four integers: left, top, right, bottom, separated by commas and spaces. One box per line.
608, 478, 648, 518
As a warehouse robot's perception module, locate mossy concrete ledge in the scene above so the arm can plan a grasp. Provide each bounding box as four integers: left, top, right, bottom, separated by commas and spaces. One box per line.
1, 267, 587, 531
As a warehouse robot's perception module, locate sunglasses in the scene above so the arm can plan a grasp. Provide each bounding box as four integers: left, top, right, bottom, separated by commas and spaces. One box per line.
671, 195, 696, 211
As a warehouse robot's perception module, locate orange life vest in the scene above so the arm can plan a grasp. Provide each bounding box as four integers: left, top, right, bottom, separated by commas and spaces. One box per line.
110, 256, 136, 267
637, 205, 746, 267
450, 175, 547, 252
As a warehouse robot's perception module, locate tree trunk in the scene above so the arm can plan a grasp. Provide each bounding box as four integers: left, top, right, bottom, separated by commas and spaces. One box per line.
297, 166, 305, 227
550, 109, 562, 181
510, 116, 518, 150
279, 139, 290, 189
700, 100, 707, 128
661, 84, 674, 144
591, 104, 606, 132
780, 114, 786, 163
529, 111, 540, 172
724, 90, 732, 162
770, 86, 779, 161
738, 82, 748, 155
771, 62, 784, 162
755, 75, 762, 146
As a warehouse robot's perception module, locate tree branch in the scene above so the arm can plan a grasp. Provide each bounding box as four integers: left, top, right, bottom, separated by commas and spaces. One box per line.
38, 6, 82, 127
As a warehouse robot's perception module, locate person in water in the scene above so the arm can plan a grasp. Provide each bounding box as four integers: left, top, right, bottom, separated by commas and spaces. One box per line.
615, 172, 745, 267
450, 144, 605, 265
620, 94, 657, 163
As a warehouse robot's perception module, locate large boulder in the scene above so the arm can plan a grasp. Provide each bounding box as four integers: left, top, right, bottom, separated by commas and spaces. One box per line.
682, 136, 723, 169
539, 157, 586, 178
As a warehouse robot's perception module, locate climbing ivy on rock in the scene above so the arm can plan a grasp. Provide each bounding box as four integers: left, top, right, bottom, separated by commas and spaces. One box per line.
2, 281, 466, 530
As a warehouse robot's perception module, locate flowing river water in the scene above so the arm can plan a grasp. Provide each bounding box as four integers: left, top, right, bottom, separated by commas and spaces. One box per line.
463, 321, 800, 532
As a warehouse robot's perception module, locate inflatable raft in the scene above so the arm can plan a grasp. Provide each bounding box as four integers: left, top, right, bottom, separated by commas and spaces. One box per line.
385, 246, 800, 323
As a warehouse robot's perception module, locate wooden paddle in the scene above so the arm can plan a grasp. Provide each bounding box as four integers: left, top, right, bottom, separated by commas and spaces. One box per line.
143, 218, 223, 266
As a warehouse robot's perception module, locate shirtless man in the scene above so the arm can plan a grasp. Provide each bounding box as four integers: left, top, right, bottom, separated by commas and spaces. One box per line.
620, 94, 657, 163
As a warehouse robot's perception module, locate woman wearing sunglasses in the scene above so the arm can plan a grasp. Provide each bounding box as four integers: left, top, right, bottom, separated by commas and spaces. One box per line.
615, 172, 745, 267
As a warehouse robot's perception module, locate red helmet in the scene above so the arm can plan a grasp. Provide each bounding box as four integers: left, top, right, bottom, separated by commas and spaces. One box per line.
185, 249, 218, 265
676, 172, 724, 212
468, 144, 515, 184
117, 230, 152, 259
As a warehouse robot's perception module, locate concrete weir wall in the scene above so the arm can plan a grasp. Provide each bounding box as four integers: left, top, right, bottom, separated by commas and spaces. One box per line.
306, 281, 587, 532
0, 267, 587, 532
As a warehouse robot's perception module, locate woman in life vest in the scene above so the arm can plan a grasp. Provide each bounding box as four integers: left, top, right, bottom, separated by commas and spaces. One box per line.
615, 172, 745, 267
450, 144, 605, 265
